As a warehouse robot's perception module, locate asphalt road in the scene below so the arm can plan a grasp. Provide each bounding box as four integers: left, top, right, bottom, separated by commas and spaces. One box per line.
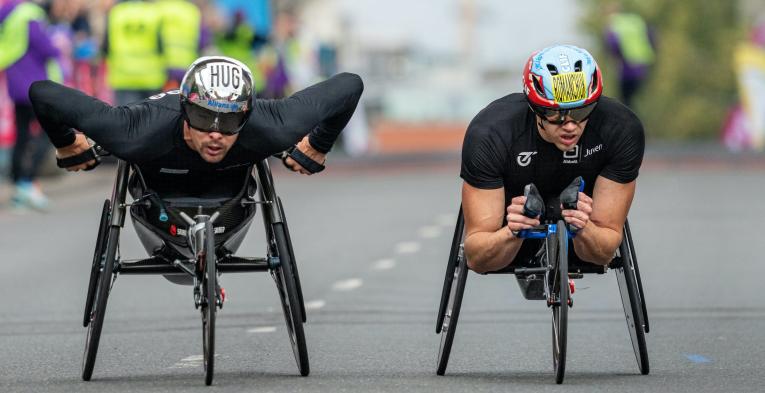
1, 156, 764, 392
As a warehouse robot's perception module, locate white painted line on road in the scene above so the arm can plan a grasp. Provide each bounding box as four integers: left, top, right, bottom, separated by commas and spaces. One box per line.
395, 241, 421, 254
304, 299, 326, 310
436, 213, 456, 227
372, 258, 397, 270
332, 278, 363, 291
418, 226, 442, 239
170, 354, 205, 369
247, 326, 277, 334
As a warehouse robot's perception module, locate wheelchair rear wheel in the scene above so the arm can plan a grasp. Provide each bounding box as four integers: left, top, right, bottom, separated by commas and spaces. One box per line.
277, 197, 306, 323
437, 206, 464, 334
551, 220, 568, 384
616, 225, 649, 375
82, 224, 120, 381
83, 199, 111, 328
202, 221, 217, 386
436, 225, 467, 376
272, 223, 309, 376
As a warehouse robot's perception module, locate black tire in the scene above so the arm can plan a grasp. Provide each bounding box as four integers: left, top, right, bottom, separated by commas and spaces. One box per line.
436, 240, 468, 376
552, 221, 568, 384
624, 220, 649, 333
83, 200, 111, 327
278, 197, 306, 323
82, 225, 119, 381
616, 230, 649, 375
272, 223, 309, 376
202, 221, 217, 386
437, 206, 464, 334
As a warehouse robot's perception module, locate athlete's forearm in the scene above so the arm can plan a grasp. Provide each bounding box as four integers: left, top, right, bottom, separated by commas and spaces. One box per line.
571, 221, 622, 265
306, 73, 364, 153
464, 227, 523, 273
242, 73, 363, 155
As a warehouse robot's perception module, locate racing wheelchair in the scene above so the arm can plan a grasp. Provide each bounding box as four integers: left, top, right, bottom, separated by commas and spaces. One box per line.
81, 158, 308, 385
435, 178, 649, 384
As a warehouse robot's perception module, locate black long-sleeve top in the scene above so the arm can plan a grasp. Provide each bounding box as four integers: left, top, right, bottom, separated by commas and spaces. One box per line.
28, 73, 363, 198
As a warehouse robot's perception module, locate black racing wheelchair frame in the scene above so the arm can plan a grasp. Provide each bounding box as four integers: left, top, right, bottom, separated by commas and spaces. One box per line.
81, 159, 308, 385
435, 178, 649, 384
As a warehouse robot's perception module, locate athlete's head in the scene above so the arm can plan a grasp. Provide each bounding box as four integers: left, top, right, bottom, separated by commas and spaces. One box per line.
180, 56, 254, 163
523, 45, 602, 151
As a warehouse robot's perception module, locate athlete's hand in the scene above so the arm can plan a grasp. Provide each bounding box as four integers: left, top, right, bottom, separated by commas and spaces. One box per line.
562, 192, 593, 231
56, 133, 96, 172
506, 196, 541, 236
284, 136, 326, 175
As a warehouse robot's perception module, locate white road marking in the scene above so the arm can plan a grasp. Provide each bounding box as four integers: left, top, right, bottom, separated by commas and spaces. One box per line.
418, 226, 442, 238
170, 354, 205, 369
436, 213, 456, 227
247, 326, 277, 334
304, 299, 326, 310
332, 278, 363, 291
395, 241, 421, 254
372, 258, 397, 270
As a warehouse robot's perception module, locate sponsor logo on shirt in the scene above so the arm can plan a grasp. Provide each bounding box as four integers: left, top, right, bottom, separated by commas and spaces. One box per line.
517, 151, 537, 167
562, 145, 580, 164
584, 143, 603, 158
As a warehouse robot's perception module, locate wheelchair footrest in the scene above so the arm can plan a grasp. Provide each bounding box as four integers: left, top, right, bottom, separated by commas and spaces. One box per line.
516, 275, 546, 300
118, 256, 177, 275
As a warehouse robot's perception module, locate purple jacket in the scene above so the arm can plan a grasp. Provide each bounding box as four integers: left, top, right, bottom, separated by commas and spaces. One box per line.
0, 0, 60, 105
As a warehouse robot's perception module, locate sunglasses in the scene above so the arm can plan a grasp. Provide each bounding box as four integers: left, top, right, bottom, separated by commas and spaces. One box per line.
531, 102, 597, 125
182, 100, 249, 135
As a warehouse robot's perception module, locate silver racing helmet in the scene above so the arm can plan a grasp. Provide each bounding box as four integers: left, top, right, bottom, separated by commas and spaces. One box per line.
180, 56, 255, 135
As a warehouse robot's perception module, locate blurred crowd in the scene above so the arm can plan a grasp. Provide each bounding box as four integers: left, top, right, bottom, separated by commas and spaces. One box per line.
0, 0, 330, 212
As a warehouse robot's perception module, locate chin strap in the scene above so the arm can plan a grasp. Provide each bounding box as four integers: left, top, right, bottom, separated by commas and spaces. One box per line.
280, 145, 326, 174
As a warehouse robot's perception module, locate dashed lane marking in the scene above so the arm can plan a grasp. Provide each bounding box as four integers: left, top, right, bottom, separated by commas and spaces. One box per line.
332, 278, 363, 291
395, 241, 421, 254
304, 299, 326, 310
372, 258, 397, 270
418, 226, 442, 238
247, 326, 277, 334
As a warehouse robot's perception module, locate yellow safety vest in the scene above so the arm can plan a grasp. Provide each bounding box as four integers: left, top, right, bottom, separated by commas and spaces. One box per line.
107, 1, 165, 89
157, 0, 200, 71
610, 13, 655, 66
0, 2, 61, 81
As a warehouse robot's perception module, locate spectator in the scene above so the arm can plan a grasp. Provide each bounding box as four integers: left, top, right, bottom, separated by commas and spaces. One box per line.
0, 0, 63, 211
104, 0, 165, 105
604, 4, 656, 108
157, 0, 208, 89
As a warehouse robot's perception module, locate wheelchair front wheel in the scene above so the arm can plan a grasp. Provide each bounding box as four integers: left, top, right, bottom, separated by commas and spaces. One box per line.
82, 224, 119, 381
272, 223, 309, 376
551, 221, 568, 384
202, 221, 217, 386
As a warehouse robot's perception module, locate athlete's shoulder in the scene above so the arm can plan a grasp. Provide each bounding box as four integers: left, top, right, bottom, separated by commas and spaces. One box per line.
467, 93, 529, 136
145, 90, 183, 112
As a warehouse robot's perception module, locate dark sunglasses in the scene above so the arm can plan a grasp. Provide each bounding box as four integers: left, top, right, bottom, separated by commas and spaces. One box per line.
182, 100, 249, 135
531, 102, 597, 125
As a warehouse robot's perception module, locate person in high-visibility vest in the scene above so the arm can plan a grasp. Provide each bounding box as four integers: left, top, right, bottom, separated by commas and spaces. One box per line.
0, 0, 63, 211
156, 0, 208, 89
104, 0, 165, 106
605, 7, 656, 108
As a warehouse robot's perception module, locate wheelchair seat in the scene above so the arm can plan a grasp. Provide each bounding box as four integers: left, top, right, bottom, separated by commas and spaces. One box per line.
127, 165, 259, 262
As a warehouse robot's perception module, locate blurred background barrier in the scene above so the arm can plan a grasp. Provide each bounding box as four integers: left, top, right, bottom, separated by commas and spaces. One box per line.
1, 0, 765, 189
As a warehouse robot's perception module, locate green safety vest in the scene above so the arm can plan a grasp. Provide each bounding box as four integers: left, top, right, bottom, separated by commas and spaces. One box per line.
107, 1, 165, 89
157, 0, 200, 70
215, 24, 265, 91
0, 2, 62, 81
610, 13, 655, 66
